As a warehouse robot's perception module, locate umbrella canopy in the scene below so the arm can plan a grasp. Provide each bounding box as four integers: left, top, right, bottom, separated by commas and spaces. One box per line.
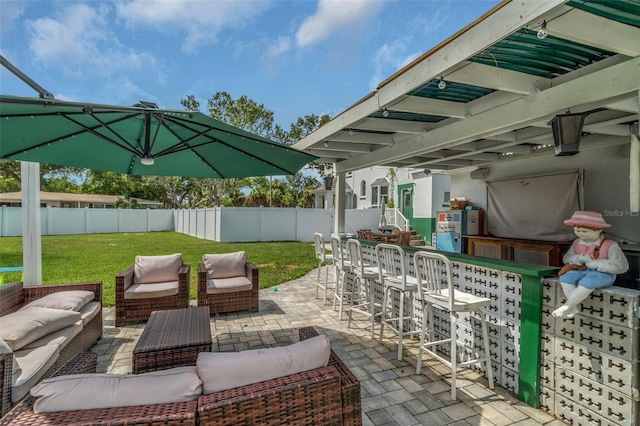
0, 95, 316, 178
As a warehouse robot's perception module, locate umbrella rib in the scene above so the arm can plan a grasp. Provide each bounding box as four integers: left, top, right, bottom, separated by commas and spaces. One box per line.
160, 115, 301, 175
1, 111, 143, 159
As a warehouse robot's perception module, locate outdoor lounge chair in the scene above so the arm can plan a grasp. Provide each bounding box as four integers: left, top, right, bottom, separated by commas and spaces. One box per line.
197, 251, 259, 314
115, 253, 190, 325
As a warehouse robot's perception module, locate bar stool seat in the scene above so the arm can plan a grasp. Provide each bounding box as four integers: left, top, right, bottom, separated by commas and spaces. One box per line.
346, 239, 381, 338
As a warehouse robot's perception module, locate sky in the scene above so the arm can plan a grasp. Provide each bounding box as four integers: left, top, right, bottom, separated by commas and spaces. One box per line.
0, 0, 500, 130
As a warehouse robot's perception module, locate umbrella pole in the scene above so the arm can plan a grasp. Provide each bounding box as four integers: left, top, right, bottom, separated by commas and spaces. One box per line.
0, 55, 54, 99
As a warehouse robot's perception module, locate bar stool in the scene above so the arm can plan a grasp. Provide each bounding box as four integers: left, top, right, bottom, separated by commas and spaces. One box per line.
375, 243, 420, 361
330, 235, 351, 319
313, 232, 335, 304
346, 238, 381, 338
413, 250, 494, 400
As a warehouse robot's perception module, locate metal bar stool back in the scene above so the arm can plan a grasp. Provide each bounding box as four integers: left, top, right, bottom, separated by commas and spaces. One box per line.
375, 243, 420, 361
346, 238, 380, 337
313, 232, 335, 304
330, 235, 352, 319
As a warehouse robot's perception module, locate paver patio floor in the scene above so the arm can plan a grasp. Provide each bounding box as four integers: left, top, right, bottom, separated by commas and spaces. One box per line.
93, 268, 566, 426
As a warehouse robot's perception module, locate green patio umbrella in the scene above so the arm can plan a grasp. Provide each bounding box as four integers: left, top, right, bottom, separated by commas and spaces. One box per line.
0, 95, 316, 178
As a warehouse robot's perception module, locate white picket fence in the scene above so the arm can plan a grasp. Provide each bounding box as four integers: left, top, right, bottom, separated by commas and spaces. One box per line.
0, 206, 383, 242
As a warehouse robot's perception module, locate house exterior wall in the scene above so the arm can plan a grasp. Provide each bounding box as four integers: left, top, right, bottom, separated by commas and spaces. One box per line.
348, 166, 451, 215
450, 142, 638, 243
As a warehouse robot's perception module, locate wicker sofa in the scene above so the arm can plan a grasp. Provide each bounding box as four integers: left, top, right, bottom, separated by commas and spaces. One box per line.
0, 281, 103, 417
1, 327, 362, 426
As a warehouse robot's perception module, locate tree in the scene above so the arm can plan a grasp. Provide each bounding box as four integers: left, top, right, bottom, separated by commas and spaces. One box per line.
386, 168, 397, 208
0, 160, 84, 191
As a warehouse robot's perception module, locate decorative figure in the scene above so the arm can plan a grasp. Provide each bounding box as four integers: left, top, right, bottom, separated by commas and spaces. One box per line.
552, 211, 629, 318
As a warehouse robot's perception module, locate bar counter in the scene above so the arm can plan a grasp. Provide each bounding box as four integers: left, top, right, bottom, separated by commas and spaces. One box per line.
352, 239, 639, 425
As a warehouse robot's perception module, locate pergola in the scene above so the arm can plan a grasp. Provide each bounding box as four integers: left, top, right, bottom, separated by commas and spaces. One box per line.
293, 0, 640, 232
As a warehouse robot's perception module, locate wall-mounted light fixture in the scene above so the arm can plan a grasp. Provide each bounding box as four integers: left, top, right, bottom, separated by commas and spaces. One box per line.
348, 128, 354, 136
549, 112, 589, 156
470, 168, 489, 180
382, 108, 389, 117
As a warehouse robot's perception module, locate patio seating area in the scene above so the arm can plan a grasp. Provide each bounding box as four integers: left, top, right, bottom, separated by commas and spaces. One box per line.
89, 268, 562, 426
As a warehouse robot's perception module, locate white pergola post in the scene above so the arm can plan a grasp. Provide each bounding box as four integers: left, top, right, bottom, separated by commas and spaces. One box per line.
334, 171, 346, 233
631, 131, 639, 212
21, 161, 42, 285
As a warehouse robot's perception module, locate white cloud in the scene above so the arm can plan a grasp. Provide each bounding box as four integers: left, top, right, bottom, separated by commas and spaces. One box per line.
115, 0, 271, 53
295, 0, 383, 48
368, 39, 420, 91
0, 0, 26, 34
26, 3, 156, 77
260, 36, 291, 78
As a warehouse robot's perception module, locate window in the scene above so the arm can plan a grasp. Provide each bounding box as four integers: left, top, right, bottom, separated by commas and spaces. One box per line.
360, 180, 366, 198
371, 187, 378, 205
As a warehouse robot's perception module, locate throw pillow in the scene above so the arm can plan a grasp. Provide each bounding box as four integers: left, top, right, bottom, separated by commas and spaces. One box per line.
197, 334, 330, 394
203, 251, 246, 279
21, 290, 95, 312
0, 307, 81, 351
134, 253, 183, 284
31, 366, 202, 413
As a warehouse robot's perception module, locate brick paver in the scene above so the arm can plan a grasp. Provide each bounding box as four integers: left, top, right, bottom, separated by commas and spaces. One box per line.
95, 268, 564, 426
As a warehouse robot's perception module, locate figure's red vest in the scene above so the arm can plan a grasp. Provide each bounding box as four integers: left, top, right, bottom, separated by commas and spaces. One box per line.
572, 236, 614, 259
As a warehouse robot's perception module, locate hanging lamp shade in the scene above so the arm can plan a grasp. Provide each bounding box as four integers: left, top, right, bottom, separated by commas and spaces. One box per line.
323, 175, 334, 190
549, 112, 588, 156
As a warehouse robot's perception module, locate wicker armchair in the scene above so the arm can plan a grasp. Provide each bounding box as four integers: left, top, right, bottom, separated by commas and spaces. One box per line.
115, 254, 190, 326
197, 252, 259, 314
0, 353, 197, 426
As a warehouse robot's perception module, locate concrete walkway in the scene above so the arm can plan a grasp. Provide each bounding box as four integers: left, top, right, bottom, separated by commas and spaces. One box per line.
92, 269, 566, 426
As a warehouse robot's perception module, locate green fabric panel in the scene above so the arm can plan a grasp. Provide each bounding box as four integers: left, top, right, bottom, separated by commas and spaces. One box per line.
518, 274, 544, 407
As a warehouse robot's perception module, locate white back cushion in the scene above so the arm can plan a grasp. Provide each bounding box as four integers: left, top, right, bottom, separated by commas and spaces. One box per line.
0, 307, 81, 351
203, 251, 246, 279
22, 290, 95, 312
31, 366, 202, 413
134, 253, 182, 284
197, 334, 330, 394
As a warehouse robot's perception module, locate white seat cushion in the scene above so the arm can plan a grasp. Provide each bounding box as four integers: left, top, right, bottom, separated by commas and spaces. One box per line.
203, 252, 246, 279
134, 253, 182, 284
124, 281, 179, 299
206, 277, 252, 294
20, 322, 82, 350
12, 344, 60, 402
78, 301, 101, 325
31, 366, 202, 413
197, 334, 330, 394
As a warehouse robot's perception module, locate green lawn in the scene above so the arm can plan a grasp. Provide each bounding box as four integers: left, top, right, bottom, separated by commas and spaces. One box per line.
0, 232, 318, 307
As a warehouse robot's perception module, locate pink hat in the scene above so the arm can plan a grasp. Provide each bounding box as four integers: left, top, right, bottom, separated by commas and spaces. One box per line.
564, 211, 610, 229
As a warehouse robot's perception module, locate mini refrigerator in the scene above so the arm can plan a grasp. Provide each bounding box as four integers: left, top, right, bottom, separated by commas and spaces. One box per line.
436, 208, 483, 253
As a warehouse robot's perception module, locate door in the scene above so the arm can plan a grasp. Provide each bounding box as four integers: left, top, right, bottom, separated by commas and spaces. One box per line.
400, 187, 413, 221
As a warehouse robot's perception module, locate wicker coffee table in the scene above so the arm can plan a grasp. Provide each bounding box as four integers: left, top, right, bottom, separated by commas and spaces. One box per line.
132, 306, 212, 374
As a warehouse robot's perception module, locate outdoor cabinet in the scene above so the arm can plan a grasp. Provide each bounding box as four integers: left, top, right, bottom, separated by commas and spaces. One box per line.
466, 236, 571, 267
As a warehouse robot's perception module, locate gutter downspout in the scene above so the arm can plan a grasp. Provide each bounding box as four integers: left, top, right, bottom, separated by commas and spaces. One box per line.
631, 124, 639, 212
